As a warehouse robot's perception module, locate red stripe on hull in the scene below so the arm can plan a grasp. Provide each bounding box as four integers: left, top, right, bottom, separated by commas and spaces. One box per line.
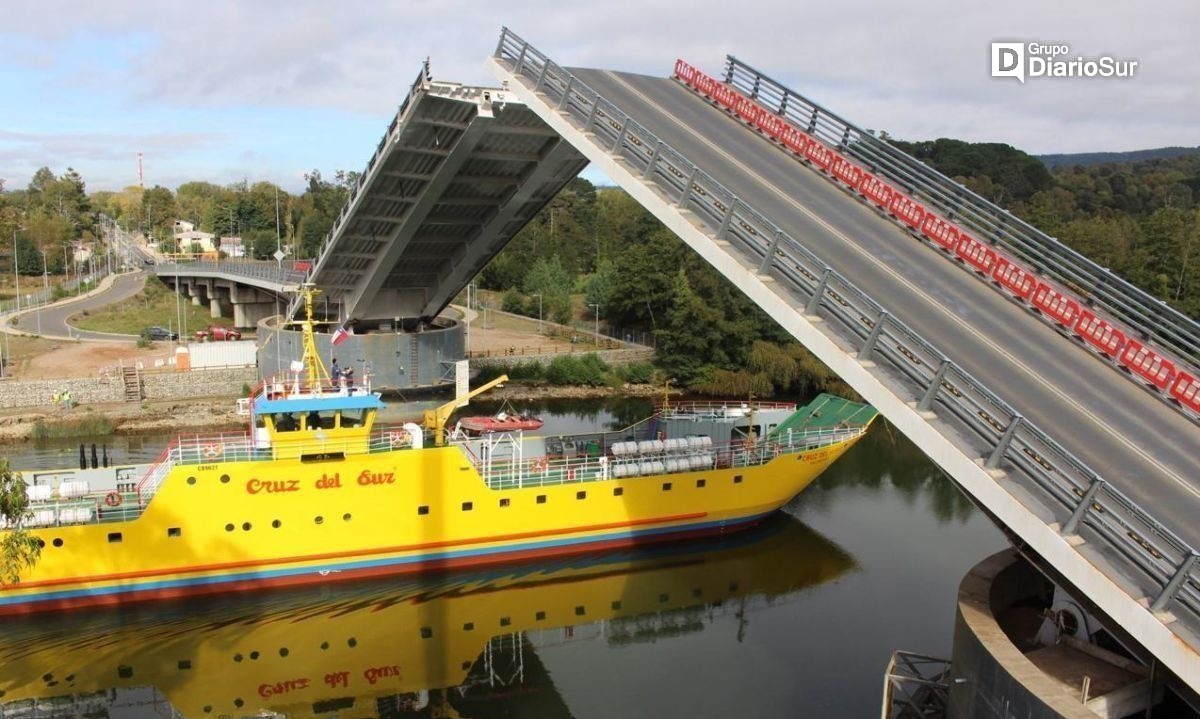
0, 515, 766, 616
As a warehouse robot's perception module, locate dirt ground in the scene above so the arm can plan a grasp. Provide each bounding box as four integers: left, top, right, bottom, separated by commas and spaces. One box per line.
13, 340, 172, 379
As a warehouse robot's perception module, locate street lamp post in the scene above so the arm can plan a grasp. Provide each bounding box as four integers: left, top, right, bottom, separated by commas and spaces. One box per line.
533, 293, 543, 335
588, 303, 600, 346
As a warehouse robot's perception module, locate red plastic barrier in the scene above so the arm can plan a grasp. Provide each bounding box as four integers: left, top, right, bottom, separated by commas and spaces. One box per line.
714, 84, 739, 109
859, 174, 895, 209
805, 141, 835, 170
920, 215, 959, 252
889, 195, 927, 231
780, 126, 809, 155
831, 157, 864, 189
734, 96, 760, 124
675, 60, 697, 85
992, 257, 1036, 301
956, 234, 997, 274
1170, 372, 1200, 413
1119, 339, 1177, 390
1075, 310, 1128, 357
1031, 283, 1081, 327
758, 113, 787, 141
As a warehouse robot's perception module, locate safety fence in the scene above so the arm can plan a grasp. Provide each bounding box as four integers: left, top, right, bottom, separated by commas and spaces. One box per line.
718, 56, 1200, 418
493, 27, 1200, 641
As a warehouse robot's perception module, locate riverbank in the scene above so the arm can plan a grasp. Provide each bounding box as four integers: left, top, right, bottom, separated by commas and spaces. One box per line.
0, 381, 673, 444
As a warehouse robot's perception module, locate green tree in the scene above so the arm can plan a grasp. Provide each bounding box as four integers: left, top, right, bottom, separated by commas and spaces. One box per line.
0, 459, 42, 585
141, 186, 177, 240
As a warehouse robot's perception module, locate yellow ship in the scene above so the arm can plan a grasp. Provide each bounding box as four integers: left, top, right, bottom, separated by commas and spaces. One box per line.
0, 287, 877, 614
0, 515, 854, 718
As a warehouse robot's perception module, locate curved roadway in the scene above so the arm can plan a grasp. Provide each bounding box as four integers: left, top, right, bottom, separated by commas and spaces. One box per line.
569, 68, 1200, 549
13, 272, 146, 341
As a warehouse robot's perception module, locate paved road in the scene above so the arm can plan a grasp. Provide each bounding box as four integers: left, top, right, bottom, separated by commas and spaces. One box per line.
570, 68, 1200, 549
14, 272, 147, 341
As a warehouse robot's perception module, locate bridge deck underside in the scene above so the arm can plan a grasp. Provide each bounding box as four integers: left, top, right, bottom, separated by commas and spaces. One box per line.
562, 67, 1199, 551
311, 87, 587, 323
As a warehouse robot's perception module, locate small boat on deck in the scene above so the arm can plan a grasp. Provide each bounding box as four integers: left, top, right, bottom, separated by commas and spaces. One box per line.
457, 410, 544, 434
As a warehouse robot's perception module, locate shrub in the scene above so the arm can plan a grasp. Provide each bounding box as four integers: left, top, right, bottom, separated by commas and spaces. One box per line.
619, 362, 655, 385
545, 353, 610, 386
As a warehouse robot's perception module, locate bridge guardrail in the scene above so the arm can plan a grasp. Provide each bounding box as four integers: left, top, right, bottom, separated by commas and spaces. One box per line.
494, 27, 1200, 639
154, 260, 307, 288
723, 57, 1200, 396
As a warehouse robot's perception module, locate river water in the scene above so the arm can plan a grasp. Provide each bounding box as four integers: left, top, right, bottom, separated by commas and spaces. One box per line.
0, 397, 1005, 717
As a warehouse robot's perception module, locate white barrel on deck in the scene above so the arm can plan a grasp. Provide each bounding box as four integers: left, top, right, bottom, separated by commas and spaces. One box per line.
26, 485, 53, 502
637, 439, 664, 455
28, 509, 57, 526
59, 507, 93, 524
58, 480, 90, 499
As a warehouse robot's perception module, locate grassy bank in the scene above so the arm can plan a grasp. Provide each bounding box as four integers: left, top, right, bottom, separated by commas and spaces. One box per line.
70, 277, 235, 336
29, 415, 114, 440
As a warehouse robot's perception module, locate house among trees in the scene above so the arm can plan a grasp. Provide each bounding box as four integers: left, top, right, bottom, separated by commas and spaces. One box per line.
218, 236, 246, 258
173, 220, 217, 254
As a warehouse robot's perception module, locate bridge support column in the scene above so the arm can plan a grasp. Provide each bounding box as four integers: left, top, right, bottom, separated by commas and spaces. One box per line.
210, 298, 227, 319
234, 301, 276, 329
192, 294, 203, 306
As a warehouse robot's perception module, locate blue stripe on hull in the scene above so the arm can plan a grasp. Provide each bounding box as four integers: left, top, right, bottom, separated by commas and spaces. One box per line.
1, 511, 773, 608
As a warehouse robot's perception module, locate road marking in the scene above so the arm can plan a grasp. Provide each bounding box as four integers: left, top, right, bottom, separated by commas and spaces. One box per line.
601, 70, 1199, 500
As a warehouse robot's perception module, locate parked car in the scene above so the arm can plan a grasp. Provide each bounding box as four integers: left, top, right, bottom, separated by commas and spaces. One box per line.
142, 326, 178, 341
194, 325, 243, 342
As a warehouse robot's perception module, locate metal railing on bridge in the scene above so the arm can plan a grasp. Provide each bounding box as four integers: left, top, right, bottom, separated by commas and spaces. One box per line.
494, 27, 1200, 646
154, 259, 307, 288
722, 56, 1200, 383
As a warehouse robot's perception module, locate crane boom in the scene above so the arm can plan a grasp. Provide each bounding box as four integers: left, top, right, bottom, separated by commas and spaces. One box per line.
422, 374, 509, 446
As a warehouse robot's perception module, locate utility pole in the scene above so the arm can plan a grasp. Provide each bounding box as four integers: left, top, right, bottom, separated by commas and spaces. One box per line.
588, 303, 600, 346
137, 152, 144, 188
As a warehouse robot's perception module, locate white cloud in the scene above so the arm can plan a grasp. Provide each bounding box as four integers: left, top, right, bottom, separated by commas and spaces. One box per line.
0, 0, 1195, 190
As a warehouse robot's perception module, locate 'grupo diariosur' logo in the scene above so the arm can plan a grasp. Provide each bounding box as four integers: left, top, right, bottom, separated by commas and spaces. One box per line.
991, 42, 1138, 83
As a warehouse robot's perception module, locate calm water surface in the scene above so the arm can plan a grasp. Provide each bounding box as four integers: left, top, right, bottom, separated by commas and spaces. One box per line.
0, 397, 1005, 717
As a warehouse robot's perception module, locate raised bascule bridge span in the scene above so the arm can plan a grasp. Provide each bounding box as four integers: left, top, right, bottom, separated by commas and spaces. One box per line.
292, 60, 588, 328
166, 28, 1200, 700
478, 28, 1200, 702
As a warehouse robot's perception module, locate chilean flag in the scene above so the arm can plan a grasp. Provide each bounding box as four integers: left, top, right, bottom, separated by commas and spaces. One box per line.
331, 323, 351, 346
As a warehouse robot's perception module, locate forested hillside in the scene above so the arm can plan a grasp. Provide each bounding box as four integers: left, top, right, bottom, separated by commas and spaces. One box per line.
891, 138, 1200, 319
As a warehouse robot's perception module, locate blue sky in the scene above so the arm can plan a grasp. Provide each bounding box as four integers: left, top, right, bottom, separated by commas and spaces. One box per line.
1, 0, 1195, 194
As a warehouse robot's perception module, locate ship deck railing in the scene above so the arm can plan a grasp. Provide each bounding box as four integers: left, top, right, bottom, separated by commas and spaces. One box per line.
655, 401, 797, 419
477, 425, 867, 491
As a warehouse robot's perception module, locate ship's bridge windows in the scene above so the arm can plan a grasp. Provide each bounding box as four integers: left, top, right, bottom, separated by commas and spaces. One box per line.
340, 409, 366, 428
274, 413, 299, 432
304, 410, 336, 431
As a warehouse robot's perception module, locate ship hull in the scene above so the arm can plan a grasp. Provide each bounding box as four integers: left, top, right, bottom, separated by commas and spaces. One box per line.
1, 420, 868, 614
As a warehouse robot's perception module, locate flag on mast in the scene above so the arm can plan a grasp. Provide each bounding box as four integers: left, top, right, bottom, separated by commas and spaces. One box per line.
331, 322, 352, 346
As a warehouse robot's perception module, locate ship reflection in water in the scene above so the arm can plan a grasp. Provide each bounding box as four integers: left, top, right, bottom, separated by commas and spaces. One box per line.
0, 514, 853, 718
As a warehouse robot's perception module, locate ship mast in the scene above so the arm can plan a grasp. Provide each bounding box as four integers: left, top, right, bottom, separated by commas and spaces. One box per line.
297, 284, 330, 391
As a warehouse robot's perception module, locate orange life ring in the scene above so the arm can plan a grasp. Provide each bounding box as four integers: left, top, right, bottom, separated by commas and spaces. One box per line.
202, 442, 223, 459
531, 457, 548, 472
104, 492, 121, 507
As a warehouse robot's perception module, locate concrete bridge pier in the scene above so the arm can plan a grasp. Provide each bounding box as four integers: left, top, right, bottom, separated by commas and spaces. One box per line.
230, 286, 280, 329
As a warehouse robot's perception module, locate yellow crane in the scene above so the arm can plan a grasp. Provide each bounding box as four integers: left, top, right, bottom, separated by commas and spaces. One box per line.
422, 374, 509, 446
